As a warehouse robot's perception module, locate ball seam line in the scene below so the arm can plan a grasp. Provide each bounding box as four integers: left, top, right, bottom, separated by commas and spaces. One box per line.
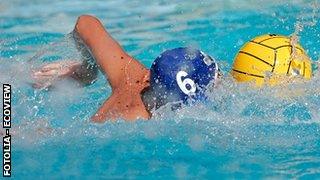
239, 51, 273, 67
258, 36, 288, 43
250, 41, 275, 50
272, 50, 277, 72
287, 45, 294, 76
232, 69, 265, 78
276, 45, 304, 52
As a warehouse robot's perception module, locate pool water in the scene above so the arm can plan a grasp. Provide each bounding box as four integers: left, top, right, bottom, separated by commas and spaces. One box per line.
1, 0, 320, 178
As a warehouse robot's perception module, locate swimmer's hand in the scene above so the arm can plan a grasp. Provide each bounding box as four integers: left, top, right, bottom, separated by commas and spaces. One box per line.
32, 60, 82, 89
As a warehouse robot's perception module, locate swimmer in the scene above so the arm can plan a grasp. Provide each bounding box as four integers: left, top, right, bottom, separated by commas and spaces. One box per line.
32, 15, 220, 122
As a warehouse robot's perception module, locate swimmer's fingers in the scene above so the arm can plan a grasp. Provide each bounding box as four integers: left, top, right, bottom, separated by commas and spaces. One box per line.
40, 63, 62, 72
32, 64, 62, 79
33, 66, 72, 78
38, 61, 80, 72
34, 61, 81, 78
33, 69, 59, 77
31, 70, 60, 89
31, 61, 82, 89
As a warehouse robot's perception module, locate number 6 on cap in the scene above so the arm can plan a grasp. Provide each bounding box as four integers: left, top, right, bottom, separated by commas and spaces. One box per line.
176, 71, 196, 95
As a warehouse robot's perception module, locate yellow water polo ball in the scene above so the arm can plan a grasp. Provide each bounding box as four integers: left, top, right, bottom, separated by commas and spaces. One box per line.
232, 34, 312, 86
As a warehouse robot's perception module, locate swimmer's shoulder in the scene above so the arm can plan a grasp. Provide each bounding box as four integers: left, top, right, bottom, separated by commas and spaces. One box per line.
91, 88, 150, 122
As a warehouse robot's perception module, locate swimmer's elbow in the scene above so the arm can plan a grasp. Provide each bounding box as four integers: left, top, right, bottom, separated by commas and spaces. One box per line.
75, 15, 102, 34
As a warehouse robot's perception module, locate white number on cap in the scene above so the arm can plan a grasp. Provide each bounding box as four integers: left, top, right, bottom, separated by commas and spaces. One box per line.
176, 71, 196, 95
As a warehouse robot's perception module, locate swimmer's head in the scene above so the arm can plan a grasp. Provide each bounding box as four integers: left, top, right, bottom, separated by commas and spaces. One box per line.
142, 47, 220, 111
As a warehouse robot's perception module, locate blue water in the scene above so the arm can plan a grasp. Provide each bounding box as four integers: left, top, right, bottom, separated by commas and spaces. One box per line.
1, 0, 320, 178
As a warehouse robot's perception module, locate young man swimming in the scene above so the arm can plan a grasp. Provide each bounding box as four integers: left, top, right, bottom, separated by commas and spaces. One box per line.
32, 15, 220, 122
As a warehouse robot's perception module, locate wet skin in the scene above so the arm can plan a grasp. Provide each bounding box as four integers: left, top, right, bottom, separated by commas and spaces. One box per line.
33, 15, 151, 122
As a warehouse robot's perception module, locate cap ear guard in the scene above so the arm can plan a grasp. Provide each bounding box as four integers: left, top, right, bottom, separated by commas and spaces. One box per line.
200, 51, 215, 66
199, 50, 220, 84
213, 62, 221, 87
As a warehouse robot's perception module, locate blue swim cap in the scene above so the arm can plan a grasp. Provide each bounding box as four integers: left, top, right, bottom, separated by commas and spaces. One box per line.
142, 47, 219, 110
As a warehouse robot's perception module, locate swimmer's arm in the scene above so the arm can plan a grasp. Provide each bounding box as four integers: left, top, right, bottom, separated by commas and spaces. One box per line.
75, 15, 150, 122
74, 15, 148, 90
33, 15, 145, 88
